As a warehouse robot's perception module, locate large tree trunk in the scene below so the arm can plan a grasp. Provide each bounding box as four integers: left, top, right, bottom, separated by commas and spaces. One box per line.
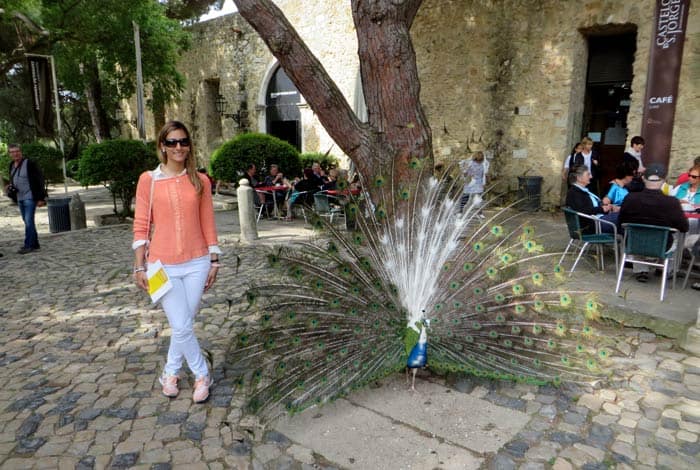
80, 59, 111, 142
233, 0, 432, 187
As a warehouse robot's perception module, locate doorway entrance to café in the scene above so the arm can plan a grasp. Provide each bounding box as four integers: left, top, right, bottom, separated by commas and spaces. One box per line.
266, 66, 302, 151
581, 31, 636, 195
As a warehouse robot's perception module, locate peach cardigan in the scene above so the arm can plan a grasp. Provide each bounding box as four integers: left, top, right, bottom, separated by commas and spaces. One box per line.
132, 168, 221, 265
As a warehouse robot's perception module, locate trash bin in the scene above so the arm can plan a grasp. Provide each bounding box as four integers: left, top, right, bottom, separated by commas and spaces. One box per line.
517, 176, 543, 212
47, 197, 72, 233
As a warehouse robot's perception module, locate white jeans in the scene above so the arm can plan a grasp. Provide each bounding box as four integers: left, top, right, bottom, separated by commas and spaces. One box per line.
160, 255, 210, 378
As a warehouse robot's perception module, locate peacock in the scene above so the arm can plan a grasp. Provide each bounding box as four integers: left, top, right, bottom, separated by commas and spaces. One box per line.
229, 162, 611, 422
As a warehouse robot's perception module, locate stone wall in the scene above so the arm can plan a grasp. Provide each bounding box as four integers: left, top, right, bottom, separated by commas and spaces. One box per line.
152, 0, 697, 206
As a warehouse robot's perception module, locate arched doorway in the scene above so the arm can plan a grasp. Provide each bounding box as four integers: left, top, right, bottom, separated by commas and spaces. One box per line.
266, 66, 302, 151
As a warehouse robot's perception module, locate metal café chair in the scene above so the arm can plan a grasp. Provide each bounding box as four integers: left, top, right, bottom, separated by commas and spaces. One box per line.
615, 223, 678, 302
560, 207, 620, 278
314, 192, 345, 225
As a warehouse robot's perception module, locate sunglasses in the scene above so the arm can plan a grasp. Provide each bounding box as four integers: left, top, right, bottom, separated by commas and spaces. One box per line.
689, 174, 700, 179
163, 138, 190, 148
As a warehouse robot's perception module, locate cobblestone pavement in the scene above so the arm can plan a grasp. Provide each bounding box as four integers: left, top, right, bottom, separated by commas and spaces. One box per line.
0, 190, 698, 469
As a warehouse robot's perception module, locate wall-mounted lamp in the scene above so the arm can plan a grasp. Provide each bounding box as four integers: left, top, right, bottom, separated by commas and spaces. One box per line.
215, 94, 243, 126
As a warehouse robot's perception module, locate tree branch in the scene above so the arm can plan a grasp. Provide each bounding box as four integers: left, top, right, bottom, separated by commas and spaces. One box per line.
233, 0, 368, 163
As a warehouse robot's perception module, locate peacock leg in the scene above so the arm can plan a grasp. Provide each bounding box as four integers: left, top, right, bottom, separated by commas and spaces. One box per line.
410, 368, 418, 392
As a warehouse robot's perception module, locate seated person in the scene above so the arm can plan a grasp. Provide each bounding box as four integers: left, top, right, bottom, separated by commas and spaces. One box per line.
676, 156, 700, 186
602, 163, 634, 207
262, 164, 289, 211
618, 164, 689, 282
565, 165, 618, 234
321, 168, 339, 191
285, 168, 322, 220
672, 163, 700, 207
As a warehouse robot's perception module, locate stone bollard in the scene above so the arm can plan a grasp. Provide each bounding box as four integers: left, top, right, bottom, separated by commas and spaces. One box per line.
237, 179, 258, 243
69, 193, 87, 230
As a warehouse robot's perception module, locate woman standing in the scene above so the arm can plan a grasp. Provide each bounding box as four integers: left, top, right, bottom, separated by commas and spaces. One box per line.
133, 121, 221, 403
577, 137, 601, 194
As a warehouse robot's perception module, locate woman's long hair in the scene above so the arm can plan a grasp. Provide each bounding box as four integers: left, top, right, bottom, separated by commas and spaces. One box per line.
157, 120, 203, 195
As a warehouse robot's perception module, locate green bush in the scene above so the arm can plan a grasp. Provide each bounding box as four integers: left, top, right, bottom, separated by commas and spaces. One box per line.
300, 152, 340, 173
210, 133, 301, 184
0, 142, 64, 187
77, 139, 158, 216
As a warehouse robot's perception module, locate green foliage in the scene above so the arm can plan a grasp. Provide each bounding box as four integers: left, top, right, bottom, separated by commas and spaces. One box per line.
300, 152, 340, 173
77, 139, 157, 216
1, 1, 191, 142
210, 133, 301, 183
0, 142, 63, 186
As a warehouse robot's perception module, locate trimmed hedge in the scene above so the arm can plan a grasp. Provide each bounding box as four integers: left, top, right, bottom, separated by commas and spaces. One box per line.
210, 133, 301, 184
77, 139, 158, 216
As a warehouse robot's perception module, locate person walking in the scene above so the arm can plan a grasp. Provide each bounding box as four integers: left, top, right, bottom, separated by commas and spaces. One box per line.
132, 121, 221, 403
6, 144, 46, 254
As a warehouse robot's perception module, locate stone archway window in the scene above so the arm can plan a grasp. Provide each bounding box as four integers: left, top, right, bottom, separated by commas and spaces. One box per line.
266, 66, 302, 151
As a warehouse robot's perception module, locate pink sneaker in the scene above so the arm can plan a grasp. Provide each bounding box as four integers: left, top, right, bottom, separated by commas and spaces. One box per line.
193, 375, 213, 403
159, 374, 179, 397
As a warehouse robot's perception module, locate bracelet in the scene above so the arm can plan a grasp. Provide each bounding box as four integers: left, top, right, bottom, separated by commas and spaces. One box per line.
133, 266, 146, 273
210, 262, 221, 268
210, 258, 219, 263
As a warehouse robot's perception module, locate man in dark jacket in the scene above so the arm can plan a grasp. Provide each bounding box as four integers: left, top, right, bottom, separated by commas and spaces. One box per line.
617, 163, 688, 282
7, 144, 47, 254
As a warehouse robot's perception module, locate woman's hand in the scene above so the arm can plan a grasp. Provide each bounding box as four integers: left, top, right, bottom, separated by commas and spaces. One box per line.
204, 266, 218, 292
134, 271, 149, 291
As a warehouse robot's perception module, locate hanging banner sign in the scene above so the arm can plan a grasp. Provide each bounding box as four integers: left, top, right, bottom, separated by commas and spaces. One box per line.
640, 0, 690, 167
27, 55, 54, 137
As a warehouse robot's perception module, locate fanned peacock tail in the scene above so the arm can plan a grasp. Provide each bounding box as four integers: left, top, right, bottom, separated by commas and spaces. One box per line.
229, 163, 611, 421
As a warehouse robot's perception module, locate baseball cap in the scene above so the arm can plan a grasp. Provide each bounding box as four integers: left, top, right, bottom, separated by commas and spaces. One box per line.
644, 163, 666, 181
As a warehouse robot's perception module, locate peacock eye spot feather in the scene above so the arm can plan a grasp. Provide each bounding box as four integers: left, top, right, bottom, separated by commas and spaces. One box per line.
500, 253, 513, 264
494, 293, 506, 303
560, 293, 572, 306
475, 304, 485, 313
375, 206, 387, 219
346, 203, 359, 215
463, 262, 474, 272
514, 304, 526, 314
478, 343, 487, 350
309, 319, 319, 328
434, 303, 443, 311
450, 281, 460, 289
349, 307, 358, 316
511, 326, 521, 334
533, 325, 543, 335
292, 337, 301, 346
452, 318, 460, 325
472, 321, 481, 330
490, 225, 504, 236
486, 267, 498, 278
473, 242, 484, 252
474, 287, 484, 296
316, 341, 325, 350
331, 324, 340, 333
489, 330, 498, 339
374, 175, 386, 187
504, 340, 513, 348
512, 284, 524, 295
399, 188, 411, 200
354, 234, 364, 245
330, 299, 341, 308
495, 314, 505, 322
547, 340, 556, 349
453, 301, 463, 308
465, 335, 474, 343
524, 337, 534, 346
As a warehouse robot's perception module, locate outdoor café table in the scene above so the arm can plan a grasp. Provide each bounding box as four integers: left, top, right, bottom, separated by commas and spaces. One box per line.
255, 185, 289, 219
